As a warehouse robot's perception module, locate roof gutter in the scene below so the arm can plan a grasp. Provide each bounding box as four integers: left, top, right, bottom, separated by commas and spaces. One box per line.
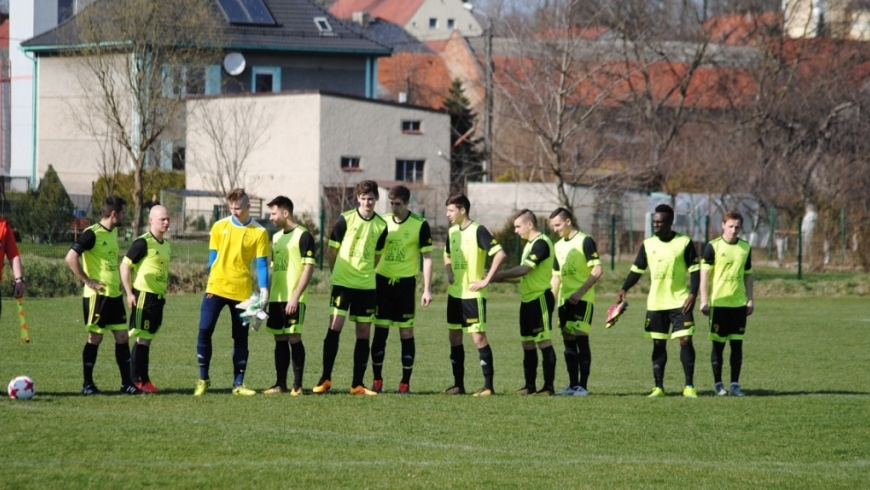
23, 41, 391, 57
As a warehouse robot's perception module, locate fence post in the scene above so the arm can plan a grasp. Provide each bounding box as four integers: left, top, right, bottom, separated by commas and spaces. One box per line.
767, 206, 775, 261
841, 207, 846, 263
318, 196, 325, 271
704, 215, 710, 248
797, 218, 803, 280
610, 214, 616, 271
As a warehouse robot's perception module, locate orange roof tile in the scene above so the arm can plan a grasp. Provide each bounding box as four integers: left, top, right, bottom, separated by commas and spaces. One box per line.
330, 0, 427, 26
378, 52, 453, 109
702, 12, 781, 46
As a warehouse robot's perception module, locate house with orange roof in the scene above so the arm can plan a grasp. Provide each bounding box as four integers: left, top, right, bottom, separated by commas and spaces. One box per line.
330, 0, 483, 41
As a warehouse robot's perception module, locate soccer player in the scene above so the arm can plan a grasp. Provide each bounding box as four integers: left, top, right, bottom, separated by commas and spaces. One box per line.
313, 180, 388, 395
617, 204, 700, 398
370, 185, 433, 394
443, 194, 506, 396
699, 211, 754, 397
194, 189, 270, 396
65, 196, 142, 395
0, 216, 25, 319
120, 205, 171, 393
491, 209, 557, 396
262, 196, 316, 396
548, 207, 602, 396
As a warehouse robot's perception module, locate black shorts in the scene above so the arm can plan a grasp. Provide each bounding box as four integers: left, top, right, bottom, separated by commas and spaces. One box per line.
645, 308, 695, 340
266, 301, 306, 333
447, 295, 487, 332
558, 299, 594, 335
82, 295, 127, 331
330, 285, 377, 322
374, 274, 416, 327
519, 290, 555, 341
128, 290, 165, 339
709, 306, 748, 342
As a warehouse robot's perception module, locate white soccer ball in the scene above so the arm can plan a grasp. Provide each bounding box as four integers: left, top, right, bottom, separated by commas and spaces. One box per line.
7, 375, 36, 400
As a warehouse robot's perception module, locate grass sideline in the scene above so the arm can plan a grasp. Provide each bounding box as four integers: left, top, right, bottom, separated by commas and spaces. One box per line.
1, 294, 868, 489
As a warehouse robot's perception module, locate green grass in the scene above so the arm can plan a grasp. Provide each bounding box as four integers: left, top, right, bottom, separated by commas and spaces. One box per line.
1, 294, 869, 489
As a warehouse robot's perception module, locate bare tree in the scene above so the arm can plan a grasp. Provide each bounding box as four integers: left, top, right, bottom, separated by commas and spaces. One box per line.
64, 0, 221, 234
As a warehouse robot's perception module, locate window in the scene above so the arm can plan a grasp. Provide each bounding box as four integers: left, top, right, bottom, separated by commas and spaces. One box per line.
401, 120, 422, 133
396, 160, 425, 183
217, 0, 276, 25
447, 18, 455, 29
429, 17, 438, 29
163, 65, 206, 97
252, 66, 281, 93
341, 157, 361, 172
314, 16, 334, 35
159, 140, 186, 171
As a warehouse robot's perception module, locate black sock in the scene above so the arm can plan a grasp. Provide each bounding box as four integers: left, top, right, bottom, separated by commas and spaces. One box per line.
711, 341, 726, 384
115, 343, 132, 386
522, 348, 538, 390
680, 340, 695, 386
400, 337, 415, 384
577, 335, 591, 389
274, 341, 290, 387
563, 339, 579, 387
321, 329, 340, 382
652, 340, 668, 389
730, 340, 743, 383
290, 341, 305, 389
130, 343, 140, 384
83, 343, 99, 386
450, 344, 465, 389
478, 345, 494, 390
370, 327, 389, 381
136, 344, 151, 383
352, 338, 370, 387
541, 345, 556, 389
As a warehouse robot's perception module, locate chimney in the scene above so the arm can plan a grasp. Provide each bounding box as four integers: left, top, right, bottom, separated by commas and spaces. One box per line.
352, 11, 371, 27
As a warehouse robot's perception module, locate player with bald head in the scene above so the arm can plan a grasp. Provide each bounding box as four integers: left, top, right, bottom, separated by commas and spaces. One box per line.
121, 204, 172, 393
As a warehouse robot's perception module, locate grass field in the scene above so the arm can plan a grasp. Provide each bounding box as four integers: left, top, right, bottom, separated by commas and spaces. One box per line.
0, 294, 868, 489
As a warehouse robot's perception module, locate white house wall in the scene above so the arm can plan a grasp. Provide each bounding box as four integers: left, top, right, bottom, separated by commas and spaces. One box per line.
406, 0, 483, 41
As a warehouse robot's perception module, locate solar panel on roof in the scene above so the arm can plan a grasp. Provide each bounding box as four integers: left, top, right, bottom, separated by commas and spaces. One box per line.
216, 0, 276, 25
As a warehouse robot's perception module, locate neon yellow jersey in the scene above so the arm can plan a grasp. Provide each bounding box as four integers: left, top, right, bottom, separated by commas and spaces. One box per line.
123, 232, 171, 295
446, 221, 502, 299
206, 217, 270, 301
376, 212, 433, 280
519, 233, 554, 302
630, 233, 700, 311
70, 224, 122, 298
701, 237, 752, 307
270, 226, 316, 303
329, 209, 388, 290
553, 231, 601, 305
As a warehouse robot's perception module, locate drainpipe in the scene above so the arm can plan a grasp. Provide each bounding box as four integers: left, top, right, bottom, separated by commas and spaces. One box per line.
24, 49, 37, 190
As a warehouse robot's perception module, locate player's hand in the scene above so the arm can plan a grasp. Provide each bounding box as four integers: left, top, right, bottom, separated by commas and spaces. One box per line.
568, 290, 584, 305
700, 303, 710, 316
285, 299, 298, 315
746, 300, 754, 316
12, 280, 24, 299
616, 290, 626, 304
682, 293, 696, 315
259, 288, 269, 309
421, 290, 432, 307
86, 279, 104, 292
446, 271, 454, 285
127, 294, 136, 310
469, 279, 489, 292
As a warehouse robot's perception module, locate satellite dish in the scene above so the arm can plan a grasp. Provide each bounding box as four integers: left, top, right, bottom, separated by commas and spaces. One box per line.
223, 52, 246, 76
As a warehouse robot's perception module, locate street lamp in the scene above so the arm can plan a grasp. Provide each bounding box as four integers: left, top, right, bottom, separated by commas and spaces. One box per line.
462, 2, 492, 183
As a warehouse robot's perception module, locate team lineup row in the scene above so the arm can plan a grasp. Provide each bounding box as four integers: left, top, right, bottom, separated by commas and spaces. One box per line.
57, 180, 754, 398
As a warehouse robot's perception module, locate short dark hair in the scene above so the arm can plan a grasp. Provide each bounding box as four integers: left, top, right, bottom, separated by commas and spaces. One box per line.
101, 196, 126, 218
445, 194, 471, 214
654, 204, 674, 223
549, 207, 574, 223
227, 188, 249, 206
267, 195, 294, 215
724, 210, 743, 226
513, 208, 537, 228
388, 185, 411, 203
356, 180, 379, 199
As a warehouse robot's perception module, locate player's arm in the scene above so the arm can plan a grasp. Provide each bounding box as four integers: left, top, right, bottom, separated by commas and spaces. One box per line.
373, 225, 388, 268
327, 216, 347, 272
444, 234, 454, 285
469, 226, 504, 292
745, 248, 754, 315
288, 232, 317, 315
617, 243, 647, 302
65, 230, 101, 291
471, 248, 506, 291
256, 231, 270, 307
569, 236, 602, 304
6, 230, 24, 298
421, 252, 433, 306
683, 240, 701, 315
699, 243, 715, 316
121, 238, 148, 310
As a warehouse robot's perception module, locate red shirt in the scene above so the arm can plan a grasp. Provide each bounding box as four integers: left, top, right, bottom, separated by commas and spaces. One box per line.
0, 219, 20, 281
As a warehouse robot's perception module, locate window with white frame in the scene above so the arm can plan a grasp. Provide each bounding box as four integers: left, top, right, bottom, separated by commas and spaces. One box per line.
429, 17, 437, 29
341, 156, 362, 171
163, 65, 208, 97
395, 160, 425, 183
159, 140, 186, 171
314, 16, 334, 35
401, 120, 422, 133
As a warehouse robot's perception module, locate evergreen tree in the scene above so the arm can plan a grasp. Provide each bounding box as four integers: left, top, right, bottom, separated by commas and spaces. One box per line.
32, 165, 75, 243
443, 79, 485, 194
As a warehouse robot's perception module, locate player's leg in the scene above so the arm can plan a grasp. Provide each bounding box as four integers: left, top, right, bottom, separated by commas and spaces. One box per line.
711, 340, 727, 395
729, 339, 744, 395
349, 289, 377, 394
289, 333, 305, 394
558, 302, 580, 393
229, 296, 255, 395
470, 298, 494, 396
370, 274, 393, 392
672, 309, 697, 398
519, 340, 538, 394
195, 293, 223, 394
573, 298, 592, 393
645, 310, 669, 397
96, 295, 138, 394
315, 286, 348, 392
398, 326, 415, 393
130, 293, 162, 393
538, 290, 557, 394
264, 302, 291, 394
445, 295, 466, 394
81, 297, 103, 394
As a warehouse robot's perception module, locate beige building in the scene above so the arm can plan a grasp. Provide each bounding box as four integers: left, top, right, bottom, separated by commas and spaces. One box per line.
185, 91, 452, 231
330, 0, 483, 42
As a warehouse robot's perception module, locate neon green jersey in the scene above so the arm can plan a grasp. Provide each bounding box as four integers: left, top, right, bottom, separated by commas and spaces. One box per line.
553, 231, 601, 305
70, 224, 122, 298
630, 233, 700, 311
206, 217, 270, 301
329, 209, 388, 290
270, 226, 316, 303
446, 221, 502, 299
519, 233, 554, 302
701, 237, 752, 307
376, 212, 433, 280
123, 232, 171, 295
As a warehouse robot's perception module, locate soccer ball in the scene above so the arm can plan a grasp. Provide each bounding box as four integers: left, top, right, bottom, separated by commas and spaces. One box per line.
7, 375, 36, 400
